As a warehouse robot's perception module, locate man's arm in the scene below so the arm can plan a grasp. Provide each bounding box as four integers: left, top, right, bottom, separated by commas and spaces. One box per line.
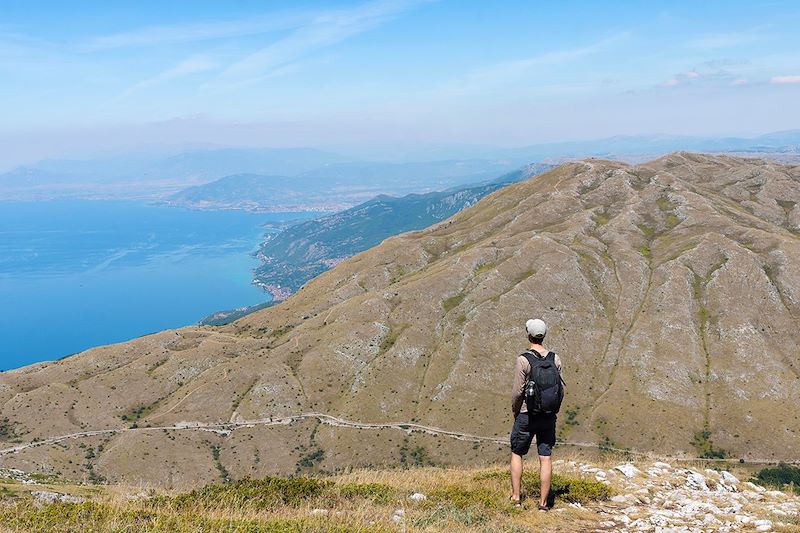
511, 356, 527, 416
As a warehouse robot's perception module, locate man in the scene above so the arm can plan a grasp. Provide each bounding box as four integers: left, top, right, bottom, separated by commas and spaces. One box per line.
509, 318, 563, 510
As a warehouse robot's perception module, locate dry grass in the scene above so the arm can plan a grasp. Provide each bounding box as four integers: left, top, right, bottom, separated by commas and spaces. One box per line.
0, 463, 612, 532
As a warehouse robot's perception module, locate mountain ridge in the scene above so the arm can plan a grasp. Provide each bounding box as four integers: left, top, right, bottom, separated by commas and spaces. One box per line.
1, 152, 798, 487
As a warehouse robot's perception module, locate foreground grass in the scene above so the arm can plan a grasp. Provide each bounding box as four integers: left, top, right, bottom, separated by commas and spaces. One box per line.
0, 464, 611, 532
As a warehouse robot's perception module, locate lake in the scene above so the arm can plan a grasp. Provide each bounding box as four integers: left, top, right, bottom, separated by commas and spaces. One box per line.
0, 200, 315, 370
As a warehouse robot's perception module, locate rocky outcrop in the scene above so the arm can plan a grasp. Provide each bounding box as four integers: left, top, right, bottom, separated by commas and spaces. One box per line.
562, 459, 799, 532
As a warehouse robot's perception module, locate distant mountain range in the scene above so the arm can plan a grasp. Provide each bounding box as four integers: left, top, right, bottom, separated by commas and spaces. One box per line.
163, 159, 517, 212
0, 148, 348, 200
2, 130, 798, 202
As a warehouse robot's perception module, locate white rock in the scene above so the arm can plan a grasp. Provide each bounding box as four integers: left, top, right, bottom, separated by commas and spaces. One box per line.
310, 509, 328, 515
615, 463, 641, 478
765, 490, 785, 498
595, 471, 607, 480
610, 494, 630, 503
685, 472, 709, 491
391, 509, 405, 523
745, 482, 766, 492
31, 490, 83, 504
735, 514, 752, 523
720, 471, 739, 485
408, 492, 427, 502
652, 462, 672, 470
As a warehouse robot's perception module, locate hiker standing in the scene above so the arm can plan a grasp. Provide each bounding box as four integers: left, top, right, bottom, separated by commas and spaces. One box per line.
509, 318, 564, 510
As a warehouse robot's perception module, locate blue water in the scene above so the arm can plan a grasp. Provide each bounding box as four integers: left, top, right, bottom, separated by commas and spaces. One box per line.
0, 201, 314, 370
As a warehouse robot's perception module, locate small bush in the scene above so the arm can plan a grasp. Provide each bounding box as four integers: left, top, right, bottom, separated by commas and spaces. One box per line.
754, 463, 800, 493
336, 482, 395, 504
472, 470, 611, 503
550, 475, 612, 503
411, 504, 488, 527
428, 485, 500, 509
442, 293, 466, 312
474, 262, 495, 276
150, 476, 331, 511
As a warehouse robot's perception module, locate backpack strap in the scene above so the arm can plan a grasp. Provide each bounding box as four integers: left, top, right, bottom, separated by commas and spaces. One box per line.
521, 351, 537, 372
546, 351, 567, 386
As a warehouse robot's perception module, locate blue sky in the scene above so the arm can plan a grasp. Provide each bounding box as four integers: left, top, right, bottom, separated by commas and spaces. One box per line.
1, 0, 799, 166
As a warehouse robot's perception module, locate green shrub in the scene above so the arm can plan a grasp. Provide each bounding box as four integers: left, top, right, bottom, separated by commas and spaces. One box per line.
471, 470, 611, 503
754, 463, 800, 493
442, 293, 466, 312
428, 485, 500, 509
150, 476, 332, 511
336, 482, 395, 504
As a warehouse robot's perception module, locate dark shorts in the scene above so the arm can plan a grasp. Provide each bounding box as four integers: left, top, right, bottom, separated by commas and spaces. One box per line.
510, 411, 556, 456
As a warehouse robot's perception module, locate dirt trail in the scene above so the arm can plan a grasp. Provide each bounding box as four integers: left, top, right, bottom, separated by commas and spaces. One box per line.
1, 413, 797, 465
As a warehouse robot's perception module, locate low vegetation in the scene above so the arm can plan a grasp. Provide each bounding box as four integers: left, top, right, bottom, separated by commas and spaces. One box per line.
754, 463, 800, 494
0, 464, 613, 532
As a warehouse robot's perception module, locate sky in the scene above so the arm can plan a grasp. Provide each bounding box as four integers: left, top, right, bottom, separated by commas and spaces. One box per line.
1, 0, 799, 167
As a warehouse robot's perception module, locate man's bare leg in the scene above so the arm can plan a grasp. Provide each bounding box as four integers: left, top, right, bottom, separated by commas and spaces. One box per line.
539, 455, 552, 507
510, 452, 523, 501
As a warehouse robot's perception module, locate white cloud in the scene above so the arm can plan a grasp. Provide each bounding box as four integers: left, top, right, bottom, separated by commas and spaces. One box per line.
212, 0, 431, 88
660, 78, 680, 87
113, 56, 218, 101
770, 75, 800, 84
81, 12, 310, 51
463, 33, 629, 85
731, 78, 748, 86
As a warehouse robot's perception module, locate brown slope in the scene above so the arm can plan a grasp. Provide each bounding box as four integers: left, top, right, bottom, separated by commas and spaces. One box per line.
1, 153, 798, 487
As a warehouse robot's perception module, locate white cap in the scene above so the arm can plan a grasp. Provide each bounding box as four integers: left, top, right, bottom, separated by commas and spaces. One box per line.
526, 318, 547, 338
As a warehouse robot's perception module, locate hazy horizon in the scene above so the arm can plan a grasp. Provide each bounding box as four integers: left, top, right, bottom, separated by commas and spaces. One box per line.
2, 0, 799, 169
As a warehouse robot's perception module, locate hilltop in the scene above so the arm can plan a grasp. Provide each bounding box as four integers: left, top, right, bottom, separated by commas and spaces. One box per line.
0, 153, 798, 488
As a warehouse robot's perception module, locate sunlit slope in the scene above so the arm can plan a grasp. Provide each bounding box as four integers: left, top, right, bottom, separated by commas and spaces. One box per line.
1, 153, 798, 487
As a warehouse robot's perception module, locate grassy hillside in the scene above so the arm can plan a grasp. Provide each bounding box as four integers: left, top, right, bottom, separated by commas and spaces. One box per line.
253, 166, 552, 296
1, 153, 798, 487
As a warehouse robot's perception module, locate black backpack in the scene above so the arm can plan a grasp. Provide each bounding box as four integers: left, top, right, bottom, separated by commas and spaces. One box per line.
523, 350, 564, 415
